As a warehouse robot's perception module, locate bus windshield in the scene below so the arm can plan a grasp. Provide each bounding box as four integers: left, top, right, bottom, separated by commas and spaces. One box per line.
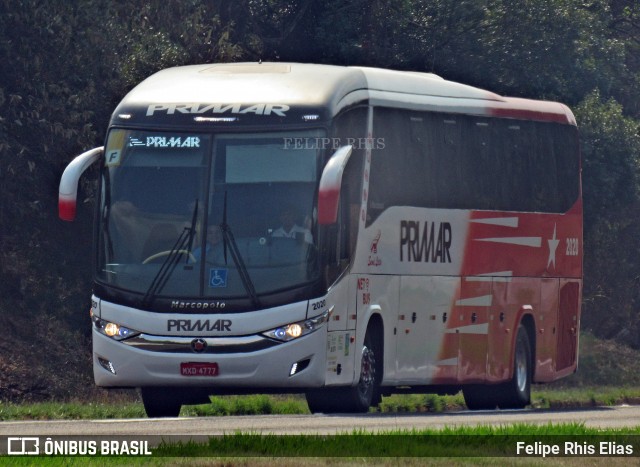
97, 129, 324, 304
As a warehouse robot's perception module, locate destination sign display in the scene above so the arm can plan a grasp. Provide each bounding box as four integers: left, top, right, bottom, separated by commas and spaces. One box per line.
128, 135, 201, 148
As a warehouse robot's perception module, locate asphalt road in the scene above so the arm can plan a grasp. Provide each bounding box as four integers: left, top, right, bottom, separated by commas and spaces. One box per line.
0, 405, 638, 437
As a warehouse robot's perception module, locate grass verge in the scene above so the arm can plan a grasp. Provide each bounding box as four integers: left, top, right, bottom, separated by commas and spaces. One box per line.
3, 424, 640, 465
2, 332, 640, 421
2, 387, 640, 420
153, 423, 640, 457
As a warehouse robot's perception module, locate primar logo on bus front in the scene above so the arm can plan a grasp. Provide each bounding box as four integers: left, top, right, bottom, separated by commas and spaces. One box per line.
146, 103, 290, 117
400, 220, 452, 263
167, 319, 232, 332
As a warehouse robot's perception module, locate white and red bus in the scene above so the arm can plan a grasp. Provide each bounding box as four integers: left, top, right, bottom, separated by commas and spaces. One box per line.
59, 63, 582, 416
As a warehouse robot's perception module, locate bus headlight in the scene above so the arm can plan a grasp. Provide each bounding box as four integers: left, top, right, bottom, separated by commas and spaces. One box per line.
262, 310, 329, 342
92, 315, 140, 341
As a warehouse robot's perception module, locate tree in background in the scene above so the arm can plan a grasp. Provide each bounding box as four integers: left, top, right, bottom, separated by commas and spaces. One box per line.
576, 91, 640, 347
0, 0, 105, 400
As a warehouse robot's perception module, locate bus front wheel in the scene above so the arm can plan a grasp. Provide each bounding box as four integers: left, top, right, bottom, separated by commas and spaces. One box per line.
140, 387, 183, 418
306, 326, 382, 413
347, 332, 380, 411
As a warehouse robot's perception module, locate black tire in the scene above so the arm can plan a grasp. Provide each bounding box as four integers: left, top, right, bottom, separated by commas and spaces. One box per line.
463, 324, 532, 410
462, 385, 497, 411
305, 387, 341, 414
496, 324, 532, 409
343, 330, 380, 412
306, 326, 382, 413
140, 387, 183, 418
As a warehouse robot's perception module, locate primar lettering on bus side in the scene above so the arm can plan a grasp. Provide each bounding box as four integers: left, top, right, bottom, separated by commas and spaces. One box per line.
400, 220, 452, 263
167, 319, 232, 332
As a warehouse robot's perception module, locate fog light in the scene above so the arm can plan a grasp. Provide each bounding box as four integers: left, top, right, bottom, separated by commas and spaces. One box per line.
289, 358, 310, 377
98, 357, 116, 375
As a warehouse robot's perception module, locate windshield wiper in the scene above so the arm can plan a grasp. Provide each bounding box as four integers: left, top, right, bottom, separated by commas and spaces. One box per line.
185, 199, 199, 260
142, 200, 199, 307
220, 191, 260, 309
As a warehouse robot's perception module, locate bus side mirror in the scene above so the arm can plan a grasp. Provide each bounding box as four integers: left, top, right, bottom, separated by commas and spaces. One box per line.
318, 145, 353, 225
58, 147, 103, 221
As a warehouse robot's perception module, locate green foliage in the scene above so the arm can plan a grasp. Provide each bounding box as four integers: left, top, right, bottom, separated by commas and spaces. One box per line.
0, 401, 145, 421
2, 383, 640, 420
577, 90, 640, 224
471, 0, 625, 101
550, 332, 640, 388
575, 91, 640, 345
377, 393, 463, 413
155, 426, 640, 457
184, 395, 308, 416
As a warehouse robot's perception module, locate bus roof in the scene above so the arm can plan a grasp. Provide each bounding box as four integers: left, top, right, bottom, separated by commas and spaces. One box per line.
111, 62, 576, 128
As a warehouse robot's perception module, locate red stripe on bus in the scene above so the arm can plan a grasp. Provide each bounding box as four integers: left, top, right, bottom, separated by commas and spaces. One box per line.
488, 99, 575, 125
58, 197, 77, 221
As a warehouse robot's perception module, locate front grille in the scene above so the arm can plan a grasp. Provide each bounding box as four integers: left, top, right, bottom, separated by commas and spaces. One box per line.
122, 334, 279, 354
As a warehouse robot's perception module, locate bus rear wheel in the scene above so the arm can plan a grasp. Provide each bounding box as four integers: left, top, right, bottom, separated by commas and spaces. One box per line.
463, 324, 532, 410
140, 387, 183, 418
496, 324, 532, 409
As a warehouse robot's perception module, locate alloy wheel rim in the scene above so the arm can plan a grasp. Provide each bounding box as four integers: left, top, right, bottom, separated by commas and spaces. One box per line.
358, 345, 375, 398
515, 342, 528, 393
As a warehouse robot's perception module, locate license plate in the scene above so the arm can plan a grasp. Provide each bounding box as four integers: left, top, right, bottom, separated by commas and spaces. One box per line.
180, 362, 219, 377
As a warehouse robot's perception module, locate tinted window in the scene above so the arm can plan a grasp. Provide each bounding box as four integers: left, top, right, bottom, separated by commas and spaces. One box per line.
367, 108, 580, 225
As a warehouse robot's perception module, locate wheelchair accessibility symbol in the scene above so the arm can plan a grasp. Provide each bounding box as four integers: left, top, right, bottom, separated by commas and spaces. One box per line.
209, 268, 228, 288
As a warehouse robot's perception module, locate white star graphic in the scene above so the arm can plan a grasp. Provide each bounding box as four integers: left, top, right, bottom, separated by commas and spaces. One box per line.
547, 224, 559, 269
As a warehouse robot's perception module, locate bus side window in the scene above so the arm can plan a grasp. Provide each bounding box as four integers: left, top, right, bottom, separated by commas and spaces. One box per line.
554, 125, 580, 210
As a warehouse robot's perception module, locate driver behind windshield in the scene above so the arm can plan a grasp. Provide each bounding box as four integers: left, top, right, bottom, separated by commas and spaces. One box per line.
271, 205, 313, 244
192, 224, 222, 261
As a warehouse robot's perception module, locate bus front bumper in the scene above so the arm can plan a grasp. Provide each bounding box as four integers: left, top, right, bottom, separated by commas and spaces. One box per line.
92, 326, 327, 389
